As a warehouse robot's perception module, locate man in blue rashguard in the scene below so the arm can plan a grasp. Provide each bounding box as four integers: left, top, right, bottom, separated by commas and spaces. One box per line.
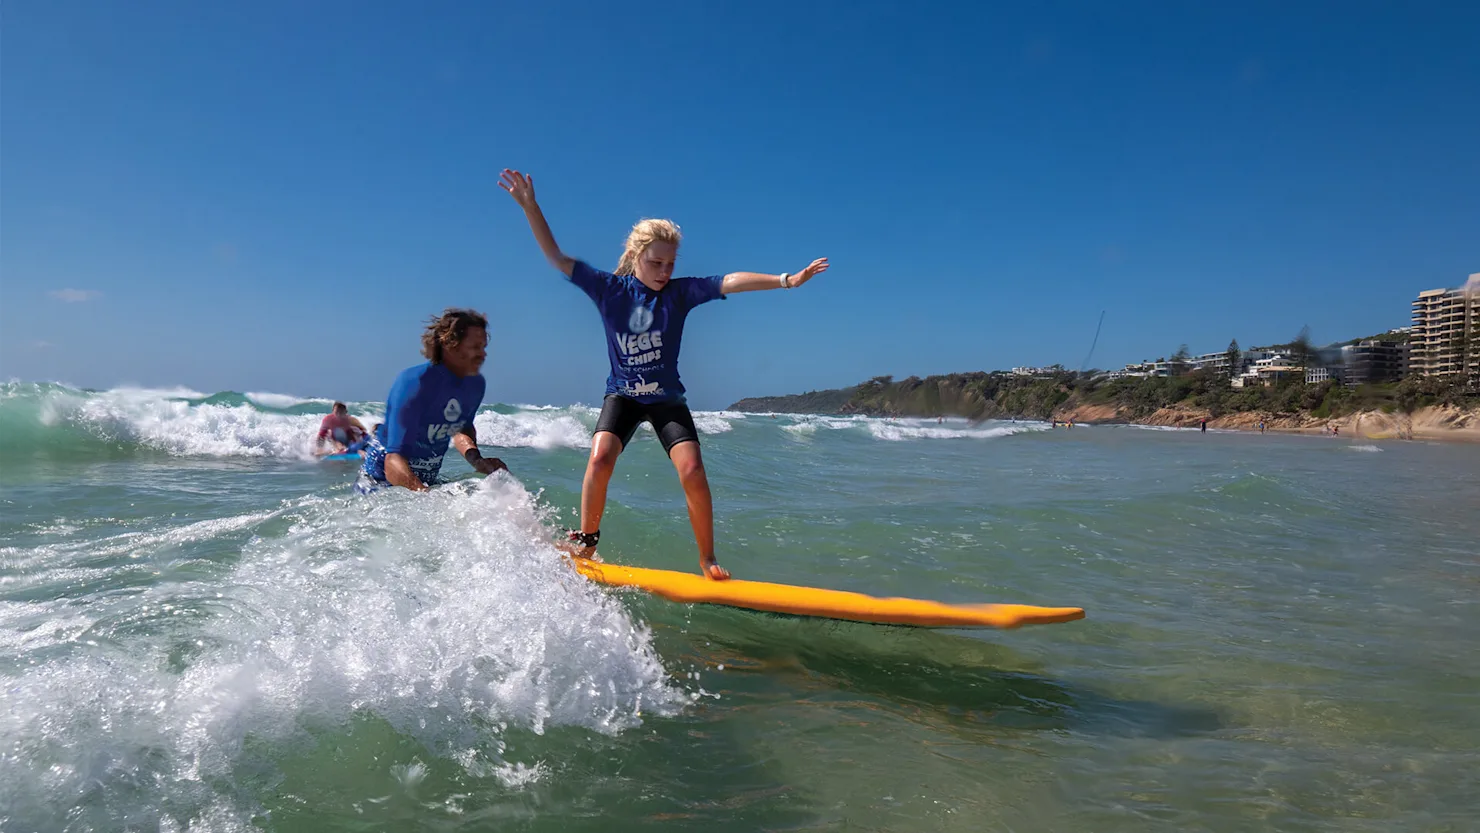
358, 308, 508, 492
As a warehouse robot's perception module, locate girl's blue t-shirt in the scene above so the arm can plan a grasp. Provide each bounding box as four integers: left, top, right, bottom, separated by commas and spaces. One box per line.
568, 260, 726, 403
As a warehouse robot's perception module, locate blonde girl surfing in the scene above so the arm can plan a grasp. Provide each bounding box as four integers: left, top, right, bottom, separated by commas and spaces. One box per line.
500, 168, 829, 580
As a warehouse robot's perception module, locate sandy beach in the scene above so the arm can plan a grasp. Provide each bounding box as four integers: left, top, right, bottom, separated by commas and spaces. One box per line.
1053, 403, 1480, 443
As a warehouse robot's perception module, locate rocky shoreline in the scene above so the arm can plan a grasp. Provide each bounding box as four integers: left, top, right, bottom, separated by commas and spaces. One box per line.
1050, 403, 1480, 442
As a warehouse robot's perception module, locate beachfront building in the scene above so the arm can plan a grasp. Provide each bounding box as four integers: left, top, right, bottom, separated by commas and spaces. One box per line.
1189, 348, 1277, 377
1115, 360, 1167, 378
1340, 340, 1410, 386
1111, 335, 1413, 388
1118, 348, 1281, 383
1256, 359, 1301, 384
1228, 350, 1277, 387
1410, 274, 1480, 377
1306, 365, 1338, 384
1189, 351, 1236, 375
1242, 349, 1277, 369
1230, 354, 1300, 386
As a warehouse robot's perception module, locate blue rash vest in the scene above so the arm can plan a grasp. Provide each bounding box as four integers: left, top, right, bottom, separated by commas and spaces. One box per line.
568, 260, 725, 403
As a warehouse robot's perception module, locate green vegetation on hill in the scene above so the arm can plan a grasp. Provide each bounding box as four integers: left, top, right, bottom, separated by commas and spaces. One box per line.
721, 387, 854, 414
729, 370, 1479, 421
1341, 330, 1411, 346
732, 371, 1085, 419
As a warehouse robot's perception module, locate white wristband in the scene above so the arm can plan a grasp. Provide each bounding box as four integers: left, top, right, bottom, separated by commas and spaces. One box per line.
779, 272, 791, 289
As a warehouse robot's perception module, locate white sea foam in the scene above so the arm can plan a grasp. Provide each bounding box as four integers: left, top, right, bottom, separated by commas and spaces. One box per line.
0, 477, 686, 831
775, 414, 1045, 441
111, 385, 212, 400
245, 390, 332, 409
469, 406, 738, 444
19, 387, 608, 459
863, 418, 1050, 442
690, 410, 737, 435
782, 415, 867, 434
474, 409, 594, 450
1126, 424, 1196, 432
1348, 444, 1383, 453
39, 386, 327, 458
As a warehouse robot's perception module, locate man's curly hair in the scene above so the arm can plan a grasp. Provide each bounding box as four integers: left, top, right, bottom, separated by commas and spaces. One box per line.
422, 308, 488, 363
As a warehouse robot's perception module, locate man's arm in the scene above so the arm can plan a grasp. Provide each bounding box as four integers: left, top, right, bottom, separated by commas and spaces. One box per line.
380, 372, 426, 490
384, 453, 429, 491
452, 426, 508, 475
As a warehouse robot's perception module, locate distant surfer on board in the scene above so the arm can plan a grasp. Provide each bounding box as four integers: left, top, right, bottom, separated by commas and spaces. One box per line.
332, 423, 380, 458
500, 168, 830, 580
355, 309, 508, 493
314, 401, 368, 455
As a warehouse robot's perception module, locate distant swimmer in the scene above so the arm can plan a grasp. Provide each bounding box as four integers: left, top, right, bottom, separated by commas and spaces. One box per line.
1201, 418, 1207, 433
316, 402, 368, 454
356, 309, 507, 493
501, 167, 830, 581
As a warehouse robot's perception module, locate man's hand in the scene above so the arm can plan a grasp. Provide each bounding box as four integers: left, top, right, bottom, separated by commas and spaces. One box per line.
453, 431, 504, 476
471, 456, 508, 476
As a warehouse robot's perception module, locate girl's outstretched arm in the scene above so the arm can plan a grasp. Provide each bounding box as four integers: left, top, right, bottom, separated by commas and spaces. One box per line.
499, 169, 575, 276
721, 258, 829, 295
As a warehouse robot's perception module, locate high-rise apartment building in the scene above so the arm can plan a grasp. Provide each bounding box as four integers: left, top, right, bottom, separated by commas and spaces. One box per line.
1410, 274, 1479, 377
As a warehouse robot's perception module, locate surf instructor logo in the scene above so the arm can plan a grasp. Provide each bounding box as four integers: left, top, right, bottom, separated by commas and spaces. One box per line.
443, 398, 462, 422
628, 304, 654, 334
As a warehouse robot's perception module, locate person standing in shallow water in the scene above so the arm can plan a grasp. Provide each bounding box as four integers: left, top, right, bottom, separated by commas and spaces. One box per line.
499, 168, 830, 580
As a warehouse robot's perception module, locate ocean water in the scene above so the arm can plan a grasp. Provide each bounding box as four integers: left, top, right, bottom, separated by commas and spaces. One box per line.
2, 381, 1478, 832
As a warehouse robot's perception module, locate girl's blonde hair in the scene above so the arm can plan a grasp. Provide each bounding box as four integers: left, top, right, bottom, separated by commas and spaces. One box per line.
615, 218, 682, 276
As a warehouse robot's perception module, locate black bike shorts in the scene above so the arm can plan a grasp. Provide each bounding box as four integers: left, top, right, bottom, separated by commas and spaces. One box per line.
594, 394, 700, 455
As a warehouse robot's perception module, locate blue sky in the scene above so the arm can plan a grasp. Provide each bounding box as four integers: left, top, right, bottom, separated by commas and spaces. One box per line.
3, 1, 1477, 409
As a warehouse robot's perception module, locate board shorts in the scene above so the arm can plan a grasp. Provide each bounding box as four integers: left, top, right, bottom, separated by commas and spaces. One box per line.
594, 394, 699, 455
353, 471, 447, 495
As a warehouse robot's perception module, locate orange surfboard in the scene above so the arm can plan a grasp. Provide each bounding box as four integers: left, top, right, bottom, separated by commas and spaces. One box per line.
571, 558, 1085, 629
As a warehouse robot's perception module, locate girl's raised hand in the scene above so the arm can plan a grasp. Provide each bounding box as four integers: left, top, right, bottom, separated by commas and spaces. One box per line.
790, 257, 830, 288
498, 169, 537, 208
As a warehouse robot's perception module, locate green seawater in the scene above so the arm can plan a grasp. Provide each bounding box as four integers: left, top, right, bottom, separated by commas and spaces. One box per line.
2, 382, 1477, 832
